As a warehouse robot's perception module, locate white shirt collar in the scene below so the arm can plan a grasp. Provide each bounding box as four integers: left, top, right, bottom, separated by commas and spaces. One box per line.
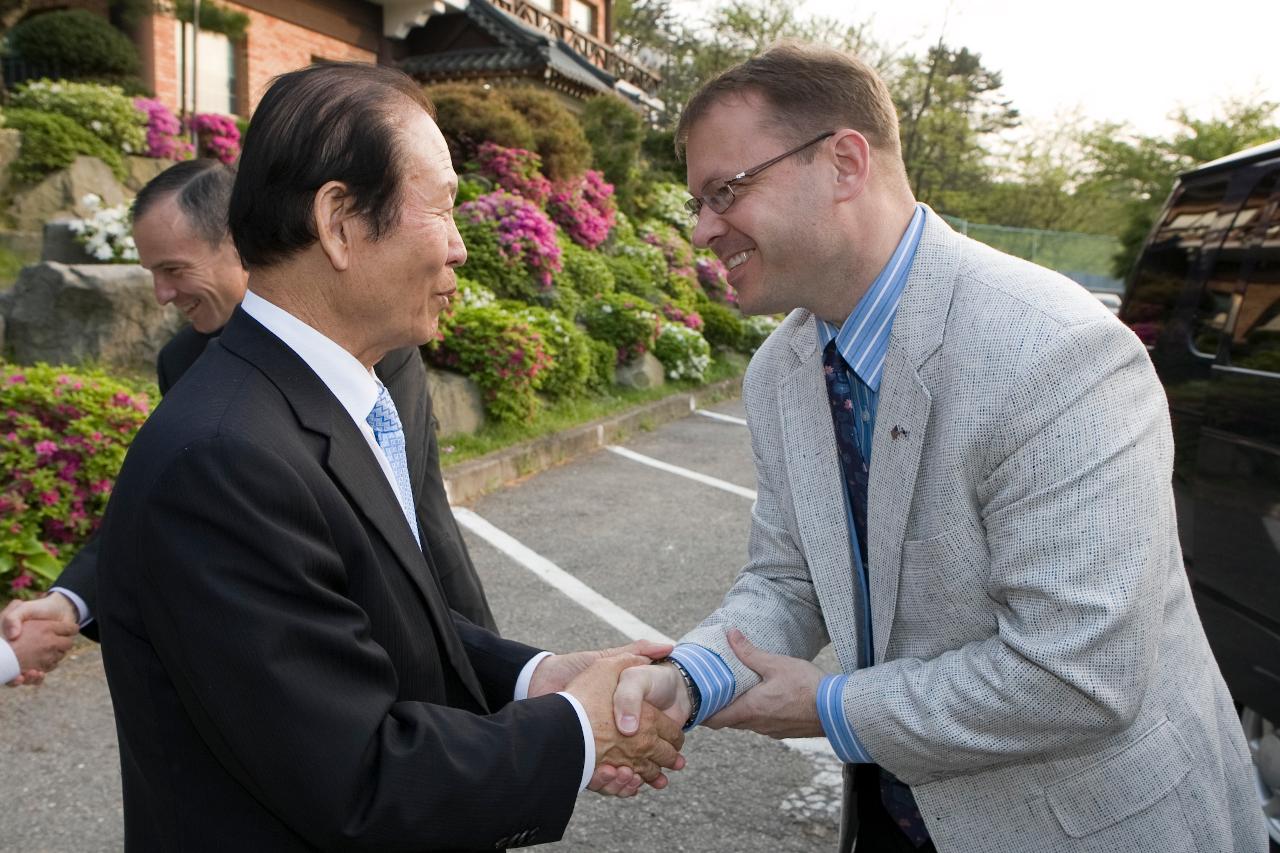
240, 289, 381, 426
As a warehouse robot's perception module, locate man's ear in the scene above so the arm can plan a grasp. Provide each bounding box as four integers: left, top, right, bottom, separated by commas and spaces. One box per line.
313, 181, 354, 272
830, 129, 871, 204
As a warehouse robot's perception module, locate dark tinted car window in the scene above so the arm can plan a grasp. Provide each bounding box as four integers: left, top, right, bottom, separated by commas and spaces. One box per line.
1219, 168, 1280, 370
1121, 174, 1235, 347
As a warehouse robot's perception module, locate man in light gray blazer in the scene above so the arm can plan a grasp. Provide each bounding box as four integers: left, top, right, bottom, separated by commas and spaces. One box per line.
610, 43, 1265, 852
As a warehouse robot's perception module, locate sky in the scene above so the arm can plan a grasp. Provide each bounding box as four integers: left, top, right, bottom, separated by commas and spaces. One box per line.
672, 0, 1278, 138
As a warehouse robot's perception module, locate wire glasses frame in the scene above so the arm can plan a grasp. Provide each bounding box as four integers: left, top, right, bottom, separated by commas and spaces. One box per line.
685, 131, 836, 219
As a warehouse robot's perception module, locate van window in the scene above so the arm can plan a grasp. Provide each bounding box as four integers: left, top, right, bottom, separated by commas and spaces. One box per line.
1121, 173, 1236, 346
1199, 168, 1280, 357
1227, 175, 1280, 374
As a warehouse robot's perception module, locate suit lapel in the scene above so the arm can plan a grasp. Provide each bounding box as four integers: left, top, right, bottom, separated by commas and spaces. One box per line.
866, 209, 960, 662
780, 320, 864, 675
218, 310, 488, 708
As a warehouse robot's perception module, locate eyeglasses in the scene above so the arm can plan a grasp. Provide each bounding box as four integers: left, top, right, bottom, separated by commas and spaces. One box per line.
685, 131, 835, 219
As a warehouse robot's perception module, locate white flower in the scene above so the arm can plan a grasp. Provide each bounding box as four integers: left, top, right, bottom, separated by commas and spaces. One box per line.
90, 120, 104, 132
600, 304, 613, 313
122, 142, 133, 153
80, 194, 102, 210
92, 243, 115, 261
66, 220, 86, 235
121, 247, 139, 261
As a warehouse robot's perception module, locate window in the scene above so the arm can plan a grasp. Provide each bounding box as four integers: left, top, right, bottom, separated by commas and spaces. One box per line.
1225, 169, 1280, 375
569, 0, 597, 35
1121, 174, 1235, 348
175, 20, 236, 115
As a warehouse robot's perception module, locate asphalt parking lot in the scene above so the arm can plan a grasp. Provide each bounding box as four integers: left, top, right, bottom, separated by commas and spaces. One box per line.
0, 396, 846, 851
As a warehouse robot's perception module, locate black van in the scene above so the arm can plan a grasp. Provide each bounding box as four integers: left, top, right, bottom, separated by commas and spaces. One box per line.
1120, 138, 1280, 848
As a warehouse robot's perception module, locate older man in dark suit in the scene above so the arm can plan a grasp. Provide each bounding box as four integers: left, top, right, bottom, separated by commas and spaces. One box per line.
93, 63, 683, 851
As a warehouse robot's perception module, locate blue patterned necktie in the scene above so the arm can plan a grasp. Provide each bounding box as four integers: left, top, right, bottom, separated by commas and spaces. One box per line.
366, 386, 420, 548
822, 341, 930, 848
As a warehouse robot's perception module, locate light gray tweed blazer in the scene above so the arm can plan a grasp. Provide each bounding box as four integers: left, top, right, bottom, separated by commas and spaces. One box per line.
681, 210, 1265, 852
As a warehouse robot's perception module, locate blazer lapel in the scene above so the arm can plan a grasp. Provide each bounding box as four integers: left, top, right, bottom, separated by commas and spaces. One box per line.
780, 318, 864, 675
868, 209, 960, 662
218, 310, 488, 709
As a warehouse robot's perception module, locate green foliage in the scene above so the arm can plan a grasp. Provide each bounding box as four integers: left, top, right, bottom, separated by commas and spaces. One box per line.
11, 79, 147, 157
578, 292, 661, 364
641, 128, 683, 183
173, 0, 250, 40
426, 83, 536, 171
502, 86, 592, 181
8, 10, 140, 80
580, 95, 644, 200
504, 303, 594, 400
427, 302, 553, 424
605, 254, 664, 303
550, 237, 615, 318
740, 314, 781, 352
653, 323, 711, 381
697, 298, 745, 351
3, 108, 126, 183
0, 363, 154, 597
584, 338, 617, 392
454, 216, 542, 303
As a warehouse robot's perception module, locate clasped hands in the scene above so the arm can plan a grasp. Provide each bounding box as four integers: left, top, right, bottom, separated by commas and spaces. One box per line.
530, 629, 827, 799
1, 593, 80, 686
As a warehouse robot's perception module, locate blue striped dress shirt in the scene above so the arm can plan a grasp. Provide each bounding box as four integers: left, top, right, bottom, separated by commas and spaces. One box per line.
671, 204, 927, 762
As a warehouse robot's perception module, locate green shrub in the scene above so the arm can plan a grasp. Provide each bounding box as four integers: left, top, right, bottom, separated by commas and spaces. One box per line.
580, 95, 643, 201
642, 127, 684, 183
579, 292, 661, 364
698, 298, 746, 351
11, 79, 147, 157
605, 254, 664, 303
0, 362, 155, 597
426, 302, 552, 424
8, 10, 141, 81
556, 237, 615, 306
454, 216, 547, 303
653, 323, 712, 381
502, 86, 592, 181
585, 337, 617, 392
741, 314, 782, 353
426, 83, 535, 171
504, 303, 594, 400
3, 108, 126, 183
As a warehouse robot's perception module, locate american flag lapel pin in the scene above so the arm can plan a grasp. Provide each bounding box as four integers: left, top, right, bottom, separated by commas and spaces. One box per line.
891, 425, 910, 440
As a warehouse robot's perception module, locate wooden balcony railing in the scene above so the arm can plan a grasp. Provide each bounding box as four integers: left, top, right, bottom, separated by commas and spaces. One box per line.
487, 0, 661, 93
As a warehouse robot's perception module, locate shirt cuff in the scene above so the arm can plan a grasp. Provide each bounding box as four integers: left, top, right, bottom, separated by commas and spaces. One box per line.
670, 643, 735, 728
50, 587, 91, 628
817, 674, 874, 764
0, 639, 21, 684
556, 691, 595, 792
513, 651, 552, 701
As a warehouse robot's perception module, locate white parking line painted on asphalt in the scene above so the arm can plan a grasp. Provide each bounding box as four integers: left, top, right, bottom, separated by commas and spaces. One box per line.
452, 507, 675, 643
605, 445, 757, 501
695, 409, 748, 427
452, 505, 836, 761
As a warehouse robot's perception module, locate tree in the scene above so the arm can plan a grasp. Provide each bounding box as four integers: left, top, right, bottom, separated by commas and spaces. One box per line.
891, 40, 1019, 208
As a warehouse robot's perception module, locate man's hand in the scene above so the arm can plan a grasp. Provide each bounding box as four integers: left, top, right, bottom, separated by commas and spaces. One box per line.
6, 619, 77, 686
1, 593, 78, 640
613, 659, 689, 733
527, 639, 671, 698
564, 655, 686, 794
703, 629, 825, 739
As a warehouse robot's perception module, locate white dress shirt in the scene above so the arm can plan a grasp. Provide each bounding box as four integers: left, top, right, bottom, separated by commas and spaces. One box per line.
240, 291, 594, 790
0, 638, 20, 684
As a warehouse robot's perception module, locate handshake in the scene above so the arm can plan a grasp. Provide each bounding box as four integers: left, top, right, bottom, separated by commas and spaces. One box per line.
526, 630, 828, 798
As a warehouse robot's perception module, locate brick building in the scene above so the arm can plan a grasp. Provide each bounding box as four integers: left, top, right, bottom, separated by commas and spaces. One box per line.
10, 0, 656, 117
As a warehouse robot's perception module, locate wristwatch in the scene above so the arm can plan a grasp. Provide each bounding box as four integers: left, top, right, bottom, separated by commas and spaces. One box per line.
656, 656, 701, 729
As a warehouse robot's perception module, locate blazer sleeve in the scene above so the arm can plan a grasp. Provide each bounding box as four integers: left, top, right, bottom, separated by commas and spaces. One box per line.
116, 435, 583, 850
54, 535, 100, 642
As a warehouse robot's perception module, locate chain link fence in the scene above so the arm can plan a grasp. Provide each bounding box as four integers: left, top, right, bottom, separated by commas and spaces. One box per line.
942, 215, 1124, 292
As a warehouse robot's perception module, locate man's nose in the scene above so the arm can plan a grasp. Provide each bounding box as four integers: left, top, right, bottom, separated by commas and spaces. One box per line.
446, 219, 467, 268
691, 208, 726, 249
152, 278, 175, 305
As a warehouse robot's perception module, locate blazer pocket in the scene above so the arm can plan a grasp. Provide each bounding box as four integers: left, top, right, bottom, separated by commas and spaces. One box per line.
899, 518, 991, 622
1045, 718, 1192, 838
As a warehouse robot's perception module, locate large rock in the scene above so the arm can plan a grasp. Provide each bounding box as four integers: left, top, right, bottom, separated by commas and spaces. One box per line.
9, 156, 128, 232
425, 366, 486, 436
615, 351, 666, 390
40, 219, 94, 263
0, 262, 181, 371
124, 155, 173, 192
0, 128, 21, 197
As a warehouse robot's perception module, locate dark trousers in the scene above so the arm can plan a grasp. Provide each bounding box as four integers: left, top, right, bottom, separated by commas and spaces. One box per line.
837, 765, 938, 853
